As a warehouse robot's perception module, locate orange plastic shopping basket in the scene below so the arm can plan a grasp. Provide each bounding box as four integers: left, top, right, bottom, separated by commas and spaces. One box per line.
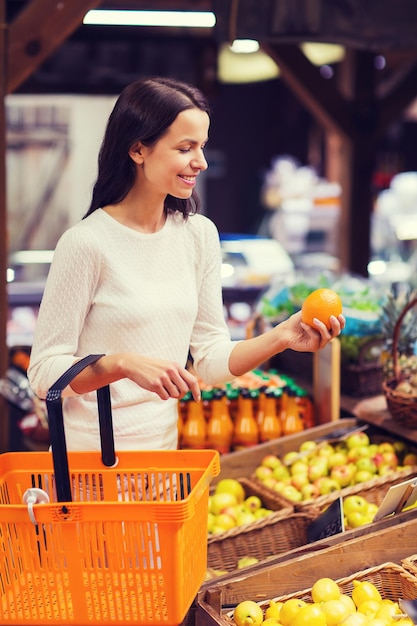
0, 354, 220, 626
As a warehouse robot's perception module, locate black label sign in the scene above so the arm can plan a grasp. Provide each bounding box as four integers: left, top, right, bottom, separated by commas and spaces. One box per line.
307, 497, 344, 542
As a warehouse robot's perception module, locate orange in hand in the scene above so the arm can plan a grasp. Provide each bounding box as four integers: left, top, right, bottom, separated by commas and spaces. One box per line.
301, 288, 343, 330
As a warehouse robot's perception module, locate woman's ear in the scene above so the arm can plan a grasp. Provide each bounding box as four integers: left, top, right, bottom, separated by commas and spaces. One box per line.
129, 142, 144, 164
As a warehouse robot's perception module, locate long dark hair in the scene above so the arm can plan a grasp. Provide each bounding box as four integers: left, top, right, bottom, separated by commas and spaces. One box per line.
84, 77, 210, 219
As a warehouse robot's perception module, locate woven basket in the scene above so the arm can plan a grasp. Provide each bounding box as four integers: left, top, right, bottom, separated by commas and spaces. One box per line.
341, 337, 384, 397
382, 296, 417, 428
251, 465, 417, 515
224, 562, 417, 623
402, 554, 417, 577
208, 477, 294, 550
207, 510, 318, 573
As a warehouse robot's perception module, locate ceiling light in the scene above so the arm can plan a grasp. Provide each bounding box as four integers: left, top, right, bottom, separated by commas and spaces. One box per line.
218, 41, 279, 84
229, 39, 259, 54
301, 42, 345, 66
83, 10, 216, 28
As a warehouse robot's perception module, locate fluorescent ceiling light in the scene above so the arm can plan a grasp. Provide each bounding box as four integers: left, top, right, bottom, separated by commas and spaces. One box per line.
83, 10, 216, 28
229, 39, 259, 54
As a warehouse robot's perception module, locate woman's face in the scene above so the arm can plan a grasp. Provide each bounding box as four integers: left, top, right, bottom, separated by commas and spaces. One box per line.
134, 107, 209, 200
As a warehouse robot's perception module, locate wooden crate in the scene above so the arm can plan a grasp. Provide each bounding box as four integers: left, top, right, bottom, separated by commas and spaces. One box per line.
196, 510, 417, 626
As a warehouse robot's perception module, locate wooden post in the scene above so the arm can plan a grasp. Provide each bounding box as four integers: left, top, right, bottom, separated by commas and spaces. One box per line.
0, 0, 9, 452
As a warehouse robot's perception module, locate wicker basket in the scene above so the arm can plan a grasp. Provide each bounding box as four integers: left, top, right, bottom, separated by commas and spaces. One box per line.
341, 337, 384, 397
224, 562, 417, 623
251, 465, 417, 515
402, 554, 417, 577
382, 296, 417, 428
207, 510, 317, 574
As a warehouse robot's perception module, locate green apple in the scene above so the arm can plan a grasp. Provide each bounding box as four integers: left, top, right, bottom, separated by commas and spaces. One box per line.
272, 465, 291, 481
209, 492, 238, 515
236, 510, 256, 526
283, 451, 301, 466
261, 454, 282, 469
327, 451, 348, 469
330, 463, 356, 487
355, 457, 377, 474
346, 432, 370, 449
403, 453, 417, 466
233, 600, 264, 626
346, 510, 371, 529
318, 443, 335, 457
353, 469, 375, 484
244, 495, 262, 511
214, 513, 236, 531
281, 484, 303, 502
299, 440, 318, 453
308, 458, 329, 481
254, 465, 273, 481
214, 478, 245, 503
291, 473, 310, 490
316, 477, 340, 495
343, 494, 369, 515
377, 442, 395, 454
301, 483, 320, 500
290, 460, 309, 476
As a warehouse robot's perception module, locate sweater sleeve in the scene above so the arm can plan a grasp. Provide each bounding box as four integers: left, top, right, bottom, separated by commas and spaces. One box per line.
189, 217, 240, 385
27, 225, 101, 399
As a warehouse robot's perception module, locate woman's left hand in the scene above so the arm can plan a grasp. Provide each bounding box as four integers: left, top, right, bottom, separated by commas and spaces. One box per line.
278, 311, 346, 352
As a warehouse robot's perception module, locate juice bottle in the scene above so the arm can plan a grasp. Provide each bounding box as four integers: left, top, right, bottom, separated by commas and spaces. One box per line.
232, 388, 259, 450
259, 387, 282, 442
281, 387, 304, 436
180, 397, 207, 449
206, 388, 234, 454
293, 386, 315, 429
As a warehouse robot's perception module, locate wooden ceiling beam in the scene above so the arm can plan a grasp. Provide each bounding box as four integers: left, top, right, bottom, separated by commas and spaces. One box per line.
7, 0, 104, 94
261, 42, 357, 141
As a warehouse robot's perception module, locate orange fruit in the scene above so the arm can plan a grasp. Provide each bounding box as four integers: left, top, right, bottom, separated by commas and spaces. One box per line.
301, 288, 343, 330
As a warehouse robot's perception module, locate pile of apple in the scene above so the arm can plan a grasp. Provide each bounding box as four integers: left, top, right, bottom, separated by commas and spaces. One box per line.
253, 431, 417, 503
232, 574, 413, 626
208, 478, 274, 535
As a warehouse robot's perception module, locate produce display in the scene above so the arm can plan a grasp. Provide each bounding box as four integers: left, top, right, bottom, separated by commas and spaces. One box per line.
252, 430, 417, 505
208, 478, 277, 535
231, 574, 414, 626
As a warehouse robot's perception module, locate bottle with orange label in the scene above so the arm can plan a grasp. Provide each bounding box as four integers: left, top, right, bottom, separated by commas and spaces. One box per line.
180, 396, 207, 449
206, 388, 234, 454
281, 386, 304, 436
293, 386, 315, 429
259, 387, 282, 442
232, 388, 259, 451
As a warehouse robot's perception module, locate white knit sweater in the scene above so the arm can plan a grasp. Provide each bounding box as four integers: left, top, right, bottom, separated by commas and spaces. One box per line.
28, 209, 238, 451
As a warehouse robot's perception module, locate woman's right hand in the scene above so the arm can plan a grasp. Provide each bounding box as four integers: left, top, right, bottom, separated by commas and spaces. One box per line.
70, 353, 201, 402
115, 353, 201, 402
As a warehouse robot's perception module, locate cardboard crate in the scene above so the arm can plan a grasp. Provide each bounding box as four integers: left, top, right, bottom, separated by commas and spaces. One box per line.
196, 509, 417, 626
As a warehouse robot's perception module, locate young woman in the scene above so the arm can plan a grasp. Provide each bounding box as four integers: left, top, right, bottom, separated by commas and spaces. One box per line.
28, 76, 345, 452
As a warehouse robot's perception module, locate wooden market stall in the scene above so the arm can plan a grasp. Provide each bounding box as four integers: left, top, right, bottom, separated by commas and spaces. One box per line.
2, 0, 417, 451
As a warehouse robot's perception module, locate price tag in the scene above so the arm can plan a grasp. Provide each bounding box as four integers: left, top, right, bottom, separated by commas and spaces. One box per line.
373, 477, 417, 521
307, 497, 344, 542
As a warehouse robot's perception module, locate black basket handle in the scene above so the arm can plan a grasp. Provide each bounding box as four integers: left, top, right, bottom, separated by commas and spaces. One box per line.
46, 354, 116, 502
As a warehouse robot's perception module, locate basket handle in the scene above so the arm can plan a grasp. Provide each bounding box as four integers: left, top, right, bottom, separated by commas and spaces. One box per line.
392, 296, 417, 381
46, 354, 115, 502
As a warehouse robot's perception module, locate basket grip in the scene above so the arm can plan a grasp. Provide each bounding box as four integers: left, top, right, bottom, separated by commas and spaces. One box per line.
392, 296, 417, 381
46, 354, 115, 503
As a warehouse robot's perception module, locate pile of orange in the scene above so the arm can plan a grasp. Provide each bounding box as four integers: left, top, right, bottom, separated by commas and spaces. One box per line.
301, 288, 343, 330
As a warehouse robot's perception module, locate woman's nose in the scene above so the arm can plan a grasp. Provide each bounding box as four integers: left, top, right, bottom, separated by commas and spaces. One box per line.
193, 151, 208, 171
